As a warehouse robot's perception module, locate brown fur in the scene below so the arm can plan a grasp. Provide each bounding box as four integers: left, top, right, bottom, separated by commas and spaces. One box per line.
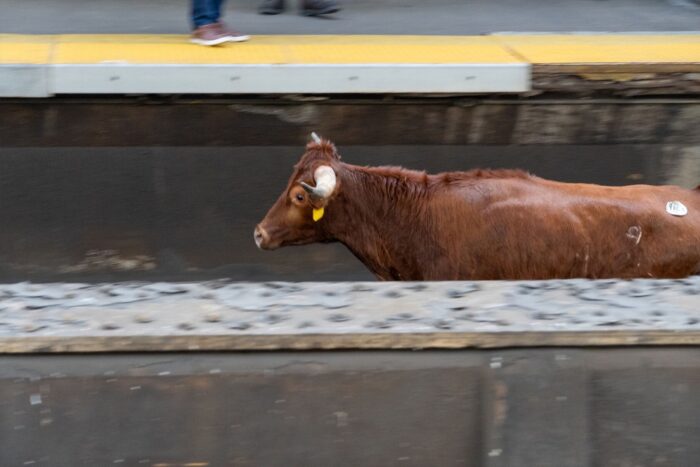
256, 140, 700, 280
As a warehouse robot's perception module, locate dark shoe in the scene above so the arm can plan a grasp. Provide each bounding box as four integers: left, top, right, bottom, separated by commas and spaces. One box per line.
300, 0, 340, 16
191, 23, 231, 46
259, 0, 285, 15
216, 21, 250, 42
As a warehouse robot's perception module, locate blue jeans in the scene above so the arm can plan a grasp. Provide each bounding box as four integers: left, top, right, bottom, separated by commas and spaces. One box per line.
192, 0, 226, 29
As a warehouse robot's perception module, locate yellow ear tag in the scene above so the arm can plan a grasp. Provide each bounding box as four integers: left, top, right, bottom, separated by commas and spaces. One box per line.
312, 208, 325, 222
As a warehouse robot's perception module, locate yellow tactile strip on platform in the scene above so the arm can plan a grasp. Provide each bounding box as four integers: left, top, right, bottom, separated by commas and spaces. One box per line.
52, 35, 521, 65
1, 34, 699, 65
283, 35, 520, 64
497, 34, 700, 64
52, 35, 288, 64
0, 34, 53, 64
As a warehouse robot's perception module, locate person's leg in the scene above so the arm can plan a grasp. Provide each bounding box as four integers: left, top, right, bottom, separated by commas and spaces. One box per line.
191, 0, 229, 45
213, 0, 224, 23
215, 0, 250, 43
191, 0, 248, 45
299, 0, 341, 17
191, 0, 221, 29
259, 0, 285, 15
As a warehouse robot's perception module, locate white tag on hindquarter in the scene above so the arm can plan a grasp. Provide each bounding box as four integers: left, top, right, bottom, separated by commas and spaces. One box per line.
666, 201, 688, 217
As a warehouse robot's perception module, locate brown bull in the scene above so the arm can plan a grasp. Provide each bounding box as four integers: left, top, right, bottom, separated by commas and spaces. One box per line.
254, 135, 700, 280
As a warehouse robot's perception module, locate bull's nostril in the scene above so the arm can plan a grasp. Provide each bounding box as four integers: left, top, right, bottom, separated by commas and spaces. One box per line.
254, 226, 266, 249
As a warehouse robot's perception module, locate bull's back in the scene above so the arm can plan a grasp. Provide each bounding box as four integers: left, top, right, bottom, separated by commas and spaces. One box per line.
439, 179, 700, 279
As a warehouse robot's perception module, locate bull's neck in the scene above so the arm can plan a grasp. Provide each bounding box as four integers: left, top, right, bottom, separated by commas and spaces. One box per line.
322, 164, 435, 280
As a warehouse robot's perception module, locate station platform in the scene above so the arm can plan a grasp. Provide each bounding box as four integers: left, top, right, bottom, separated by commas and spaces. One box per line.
2, 279, 699, 353
2, 33, 700, 97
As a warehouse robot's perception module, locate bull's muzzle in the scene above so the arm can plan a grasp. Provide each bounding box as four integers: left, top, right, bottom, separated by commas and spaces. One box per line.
254, 225, 268, 250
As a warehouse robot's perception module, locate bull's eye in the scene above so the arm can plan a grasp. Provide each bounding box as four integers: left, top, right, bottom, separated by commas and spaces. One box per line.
295, 193, 305, 202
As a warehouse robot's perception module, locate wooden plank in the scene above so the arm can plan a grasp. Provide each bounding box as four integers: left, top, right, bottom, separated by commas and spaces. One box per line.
2, 330, 700, 354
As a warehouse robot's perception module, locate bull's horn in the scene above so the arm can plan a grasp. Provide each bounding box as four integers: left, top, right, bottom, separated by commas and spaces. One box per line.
301, 165, 336, 199
310, 132, 322, 143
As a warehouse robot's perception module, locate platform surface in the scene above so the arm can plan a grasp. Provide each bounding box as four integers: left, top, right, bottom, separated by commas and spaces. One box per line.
2, 0, 700, 36
1, 279, 699, 353
3, 33, 700, 96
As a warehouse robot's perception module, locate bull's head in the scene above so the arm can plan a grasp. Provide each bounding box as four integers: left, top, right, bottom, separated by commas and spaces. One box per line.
254, 133, 340, 250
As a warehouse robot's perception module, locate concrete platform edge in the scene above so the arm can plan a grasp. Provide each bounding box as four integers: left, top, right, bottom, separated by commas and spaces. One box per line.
2, 33, 699, 96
